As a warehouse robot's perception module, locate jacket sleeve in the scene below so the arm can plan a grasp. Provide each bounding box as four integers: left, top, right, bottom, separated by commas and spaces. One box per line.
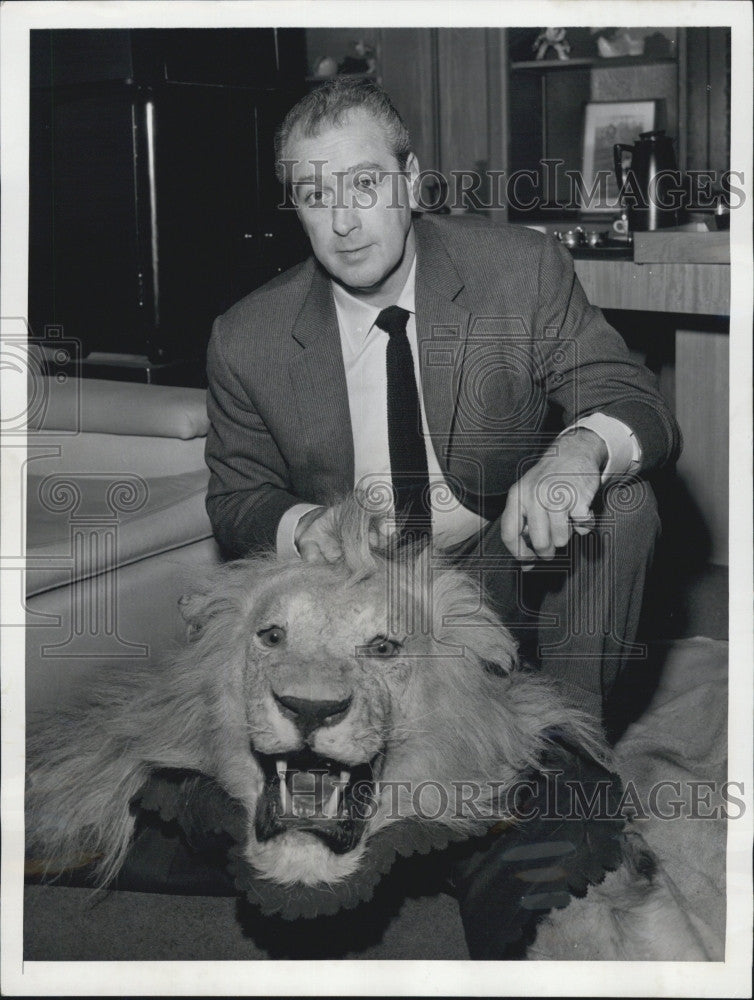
533, 236, 682, 472
204, 317, 302, 557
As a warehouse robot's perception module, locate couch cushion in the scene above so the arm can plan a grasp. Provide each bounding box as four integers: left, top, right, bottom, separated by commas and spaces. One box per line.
26, 468, 214, 598
28, 378, 210, 439
27, 432, 208, 478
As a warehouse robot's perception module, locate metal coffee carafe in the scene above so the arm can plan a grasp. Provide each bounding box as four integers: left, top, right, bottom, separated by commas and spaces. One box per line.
613, 130, 680, 231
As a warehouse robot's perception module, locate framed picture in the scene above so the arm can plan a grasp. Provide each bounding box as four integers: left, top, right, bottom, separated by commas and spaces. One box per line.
580, 99, 659, 212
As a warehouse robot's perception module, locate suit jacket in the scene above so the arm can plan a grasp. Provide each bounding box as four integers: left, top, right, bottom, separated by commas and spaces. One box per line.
205, 214, 681, 556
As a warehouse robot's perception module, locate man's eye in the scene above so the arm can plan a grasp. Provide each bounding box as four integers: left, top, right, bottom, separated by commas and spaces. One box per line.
304, 190, 326, 207
355, 172, 377, 189
365, 635, 402, 657
257, 625, 286, 647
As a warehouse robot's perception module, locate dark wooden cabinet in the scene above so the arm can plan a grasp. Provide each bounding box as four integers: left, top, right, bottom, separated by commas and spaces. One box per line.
29, 29, 310, 368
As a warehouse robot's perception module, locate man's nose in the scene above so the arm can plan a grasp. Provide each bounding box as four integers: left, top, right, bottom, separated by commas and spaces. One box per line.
331, 204, 360, 238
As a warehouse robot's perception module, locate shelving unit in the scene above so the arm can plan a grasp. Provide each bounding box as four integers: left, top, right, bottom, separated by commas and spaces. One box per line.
508, 41, 682, 221
510, 55, 677, 71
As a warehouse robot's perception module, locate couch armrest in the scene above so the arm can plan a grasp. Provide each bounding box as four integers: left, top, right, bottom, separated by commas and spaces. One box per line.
28, 377, 209, 439
27, 378, 211, 478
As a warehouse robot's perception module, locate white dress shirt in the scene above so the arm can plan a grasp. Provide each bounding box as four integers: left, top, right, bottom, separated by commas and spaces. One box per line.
277, 254, 640, 558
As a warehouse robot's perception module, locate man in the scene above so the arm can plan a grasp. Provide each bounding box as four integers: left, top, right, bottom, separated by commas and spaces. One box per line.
206, 77, 680, 721
205, 79, 681, 958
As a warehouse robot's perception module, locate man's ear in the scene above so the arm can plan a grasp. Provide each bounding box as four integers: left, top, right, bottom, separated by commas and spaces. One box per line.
290, 189, 305, 224
405, 152, 422, 211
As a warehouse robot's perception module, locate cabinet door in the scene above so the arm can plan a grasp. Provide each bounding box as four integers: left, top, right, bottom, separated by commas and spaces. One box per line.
250, 92, 312, 274
150, 85, 259, 361
30, 27, 307, 89
28, 87, 146, 355
150, 85, 310, 362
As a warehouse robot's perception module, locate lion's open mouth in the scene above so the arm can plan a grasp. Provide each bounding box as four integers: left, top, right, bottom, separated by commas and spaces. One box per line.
252, 748, 379, 854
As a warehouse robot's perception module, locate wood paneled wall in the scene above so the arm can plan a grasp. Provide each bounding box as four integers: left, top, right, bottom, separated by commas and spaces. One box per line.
303, 27, 509, 212
684, 27, 731, 175
378, 29, 440, 176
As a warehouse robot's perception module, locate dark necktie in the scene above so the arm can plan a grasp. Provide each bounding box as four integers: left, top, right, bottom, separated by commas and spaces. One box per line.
374, 305, 432, 544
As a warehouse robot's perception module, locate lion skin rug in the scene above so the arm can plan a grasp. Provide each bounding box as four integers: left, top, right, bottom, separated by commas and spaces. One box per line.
25, 503, 728, 961
530, 635, 728, 960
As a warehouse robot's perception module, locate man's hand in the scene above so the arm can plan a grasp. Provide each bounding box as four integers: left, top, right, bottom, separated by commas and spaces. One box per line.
294, 503, 397, 563
500, 429, 608, 565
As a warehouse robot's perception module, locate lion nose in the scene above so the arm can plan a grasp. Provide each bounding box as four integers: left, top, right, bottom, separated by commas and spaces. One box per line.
273, 693, 352, 736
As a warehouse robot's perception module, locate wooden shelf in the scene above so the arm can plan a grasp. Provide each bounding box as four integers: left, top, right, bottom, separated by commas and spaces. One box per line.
305, 72, 377, 83
510, 55, 677, 72
573, 259, 730, 316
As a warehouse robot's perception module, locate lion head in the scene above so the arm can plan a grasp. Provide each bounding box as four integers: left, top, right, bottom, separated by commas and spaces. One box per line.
27, 499, 606, 912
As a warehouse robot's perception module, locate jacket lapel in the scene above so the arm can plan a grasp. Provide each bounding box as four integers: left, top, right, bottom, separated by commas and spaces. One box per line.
288, 264, 355, 495
286, 219, 472, 496
414, 218, 472, 469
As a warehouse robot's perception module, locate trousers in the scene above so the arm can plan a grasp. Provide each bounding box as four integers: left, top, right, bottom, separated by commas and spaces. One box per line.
447, 479, 661, 959
449, 478, 661, 722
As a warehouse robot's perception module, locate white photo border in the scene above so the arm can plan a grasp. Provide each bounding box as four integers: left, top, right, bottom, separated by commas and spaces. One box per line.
2, 1, 752, 997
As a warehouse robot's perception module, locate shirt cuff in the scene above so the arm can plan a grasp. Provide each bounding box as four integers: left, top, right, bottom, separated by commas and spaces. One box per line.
276, 503, 324, 559
561, 413, 642, 483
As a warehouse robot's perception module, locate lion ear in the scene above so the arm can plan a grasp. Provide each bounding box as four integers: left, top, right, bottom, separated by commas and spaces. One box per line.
431, 567, 520, 674
459, 615, 520, 676
178, 592, 214, 640
482, 653, 516, 677
178, 592, 203, 622
479, 628, 519, 676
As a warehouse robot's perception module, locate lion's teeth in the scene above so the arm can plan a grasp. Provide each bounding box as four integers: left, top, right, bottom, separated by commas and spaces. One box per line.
324, 785, 341, 818
339, 769, 350, 784
277, 761, 289, 812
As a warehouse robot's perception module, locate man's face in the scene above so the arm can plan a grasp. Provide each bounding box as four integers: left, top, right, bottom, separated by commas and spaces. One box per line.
285, 109, 419, 299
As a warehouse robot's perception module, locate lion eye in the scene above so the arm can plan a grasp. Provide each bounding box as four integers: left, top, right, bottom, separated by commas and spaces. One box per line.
366, 635, 401, 657
257, 626, 286, 648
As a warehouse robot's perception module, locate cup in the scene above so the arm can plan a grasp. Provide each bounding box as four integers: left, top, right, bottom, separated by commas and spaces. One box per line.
612, 214, 629, 236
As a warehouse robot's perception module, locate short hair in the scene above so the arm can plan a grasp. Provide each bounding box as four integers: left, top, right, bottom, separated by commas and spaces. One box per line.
274, 77, 412, 184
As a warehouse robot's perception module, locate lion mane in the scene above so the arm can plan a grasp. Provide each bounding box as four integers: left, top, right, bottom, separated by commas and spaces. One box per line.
27, 498, 609, 909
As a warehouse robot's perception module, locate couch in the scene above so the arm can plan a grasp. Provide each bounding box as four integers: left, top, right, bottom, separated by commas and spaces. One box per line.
25, 376, 220, 712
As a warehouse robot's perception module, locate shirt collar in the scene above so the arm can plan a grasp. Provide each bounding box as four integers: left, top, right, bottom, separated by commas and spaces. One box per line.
331, 255, 416, 345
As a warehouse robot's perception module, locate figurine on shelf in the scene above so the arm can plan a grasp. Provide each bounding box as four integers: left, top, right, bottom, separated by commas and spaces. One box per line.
338, 39, 377, 76
590, 27, 645, 58
312, 55, 338, 78
533, 28, 571, 61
